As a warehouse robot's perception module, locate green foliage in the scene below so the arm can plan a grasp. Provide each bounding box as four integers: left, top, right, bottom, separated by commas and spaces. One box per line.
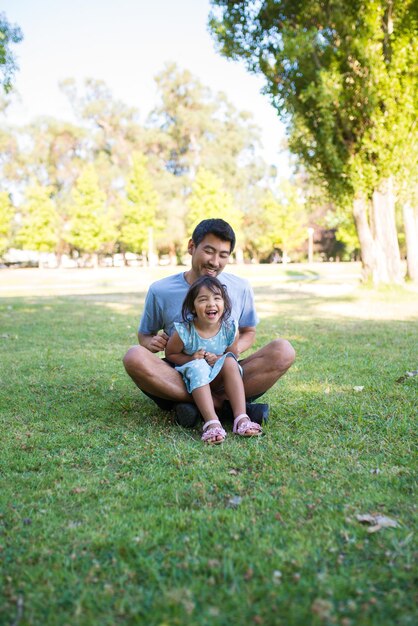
186, 167, 242, 236
66, 164, 108, 254
0, 62, 351, 263
325, 208, 360, 257
150, 63, 218, 177
16, 182, 59, 253
120, 154, 159, 254
246, 180, 308, 259
0, 191, 13, 256
209, 0, 418, 202
0, 12, 23, 92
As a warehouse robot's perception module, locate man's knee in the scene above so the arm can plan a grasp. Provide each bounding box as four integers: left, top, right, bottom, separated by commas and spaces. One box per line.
123, 345, 146, 376
270, 338, 296, 371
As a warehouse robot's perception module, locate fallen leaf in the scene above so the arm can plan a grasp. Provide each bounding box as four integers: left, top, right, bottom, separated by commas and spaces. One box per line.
227, 495, 242, 508
356, 513, 399, 532
243, 567, 254, 581
272, 570, 282, 583
396, 370, 418, 383
353, 386, 364, 392
311, 598, 333, 619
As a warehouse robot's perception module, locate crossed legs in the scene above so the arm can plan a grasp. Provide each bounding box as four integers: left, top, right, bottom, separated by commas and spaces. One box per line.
123, 338, 296, 408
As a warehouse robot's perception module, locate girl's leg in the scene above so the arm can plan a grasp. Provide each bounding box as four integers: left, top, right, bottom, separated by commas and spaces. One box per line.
192, 385, 224, 443
221, 357, 246, 416
222, 357, 261, 436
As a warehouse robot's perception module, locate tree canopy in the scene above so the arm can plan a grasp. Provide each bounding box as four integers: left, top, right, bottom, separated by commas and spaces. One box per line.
0, 13, 23, 93
209, 0, 418, 283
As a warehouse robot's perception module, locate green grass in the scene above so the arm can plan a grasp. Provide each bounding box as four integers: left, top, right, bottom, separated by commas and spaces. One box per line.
0, 268, 417, 626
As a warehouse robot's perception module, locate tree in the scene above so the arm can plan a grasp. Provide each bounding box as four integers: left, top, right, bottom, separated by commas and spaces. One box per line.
149, 63, 268, 253
60, 78, 144, 173
245, 180, 307, 261
0, 13, 23, 93
186, 168, 243, 241
16, 183, 60, 262
66, 164, 108, 263
119, 154, 159, 258
0, 191, 13, 257
209, 0, 418, 284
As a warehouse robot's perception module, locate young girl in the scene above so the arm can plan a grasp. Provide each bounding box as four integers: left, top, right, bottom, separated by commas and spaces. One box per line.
165, 276, 262, 444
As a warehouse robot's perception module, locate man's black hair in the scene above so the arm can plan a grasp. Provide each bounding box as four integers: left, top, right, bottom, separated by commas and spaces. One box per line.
191, 219, 236, 253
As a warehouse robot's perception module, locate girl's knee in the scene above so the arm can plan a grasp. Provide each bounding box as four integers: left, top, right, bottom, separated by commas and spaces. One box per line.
224, 355, 240, 370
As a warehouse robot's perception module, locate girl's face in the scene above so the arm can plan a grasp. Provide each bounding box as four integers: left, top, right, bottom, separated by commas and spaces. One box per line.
192, 285, 224, 325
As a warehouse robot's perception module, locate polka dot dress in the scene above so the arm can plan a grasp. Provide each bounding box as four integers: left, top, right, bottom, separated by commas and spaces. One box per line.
174, 320, 242, 393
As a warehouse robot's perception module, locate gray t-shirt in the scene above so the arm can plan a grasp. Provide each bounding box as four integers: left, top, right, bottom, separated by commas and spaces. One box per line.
138, 272, 259, 338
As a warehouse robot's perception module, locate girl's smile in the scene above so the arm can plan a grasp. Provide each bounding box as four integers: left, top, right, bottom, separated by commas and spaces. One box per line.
193, 286, 225, 326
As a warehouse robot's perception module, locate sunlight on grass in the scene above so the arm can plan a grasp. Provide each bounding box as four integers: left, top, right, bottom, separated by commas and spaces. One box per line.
0, 264, 417, 626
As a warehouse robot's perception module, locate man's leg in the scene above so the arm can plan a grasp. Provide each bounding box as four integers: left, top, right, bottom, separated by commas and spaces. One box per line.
123, 345, 191, 402
240, 339, 296, 398
123, 346, 201, 426
211, 339, 295, 408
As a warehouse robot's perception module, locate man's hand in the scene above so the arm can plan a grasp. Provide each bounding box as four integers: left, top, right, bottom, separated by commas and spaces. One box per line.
139, 331, 169, 353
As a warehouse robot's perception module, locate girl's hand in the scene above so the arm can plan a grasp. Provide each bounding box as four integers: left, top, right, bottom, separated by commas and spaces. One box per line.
203, 351, 219, 367
192, 349, 206, 360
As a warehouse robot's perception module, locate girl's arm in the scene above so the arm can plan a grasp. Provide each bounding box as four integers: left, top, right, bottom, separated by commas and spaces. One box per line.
165, 331, 205, 365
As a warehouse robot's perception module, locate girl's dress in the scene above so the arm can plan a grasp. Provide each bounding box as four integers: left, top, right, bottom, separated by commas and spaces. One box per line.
173, 319, 243, 393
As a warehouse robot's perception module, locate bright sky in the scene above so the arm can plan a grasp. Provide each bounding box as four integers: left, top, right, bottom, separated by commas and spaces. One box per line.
3, 0, 291, 175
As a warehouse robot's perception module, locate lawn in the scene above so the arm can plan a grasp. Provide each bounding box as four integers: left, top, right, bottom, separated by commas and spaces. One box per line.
0, 264, 417, 626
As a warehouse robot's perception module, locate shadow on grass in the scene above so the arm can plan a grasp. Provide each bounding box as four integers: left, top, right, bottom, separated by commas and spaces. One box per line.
284, 268, 320, 281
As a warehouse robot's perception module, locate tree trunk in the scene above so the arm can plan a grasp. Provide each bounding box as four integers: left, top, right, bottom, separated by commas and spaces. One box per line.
371, 177, 403, 284
403, 202, 418, 282
168, 242, 177, 265
353, 179, 403, 285
234, 246, 244, 264
353, 194, 377, 283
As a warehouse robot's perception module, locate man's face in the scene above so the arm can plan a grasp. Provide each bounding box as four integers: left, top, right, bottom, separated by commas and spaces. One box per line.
188, 234, 232, 278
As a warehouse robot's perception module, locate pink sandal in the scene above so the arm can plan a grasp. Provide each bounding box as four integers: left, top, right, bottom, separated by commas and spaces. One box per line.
233, 414, 262, 437
201, 420, 226, 445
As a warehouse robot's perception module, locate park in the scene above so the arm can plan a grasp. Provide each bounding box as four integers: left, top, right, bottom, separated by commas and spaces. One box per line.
1, 1, 417, 624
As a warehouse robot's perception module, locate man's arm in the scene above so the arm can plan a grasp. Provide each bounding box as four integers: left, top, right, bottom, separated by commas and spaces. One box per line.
236, 326, 256, 357
138, 330, 169, 353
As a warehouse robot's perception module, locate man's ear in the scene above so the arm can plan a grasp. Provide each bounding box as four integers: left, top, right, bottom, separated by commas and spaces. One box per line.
187, 239, 195, 255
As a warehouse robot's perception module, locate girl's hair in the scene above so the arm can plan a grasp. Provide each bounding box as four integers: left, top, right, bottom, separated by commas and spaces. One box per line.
181, 276, 232, 324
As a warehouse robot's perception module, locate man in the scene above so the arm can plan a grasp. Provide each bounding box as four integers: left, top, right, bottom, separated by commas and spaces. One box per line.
123, 218, 295, 426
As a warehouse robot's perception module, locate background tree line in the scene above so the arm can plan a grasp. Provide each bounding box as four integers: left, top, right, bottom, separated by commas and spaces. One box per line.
1, 5, 417, 283
0, 65, 339, 267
